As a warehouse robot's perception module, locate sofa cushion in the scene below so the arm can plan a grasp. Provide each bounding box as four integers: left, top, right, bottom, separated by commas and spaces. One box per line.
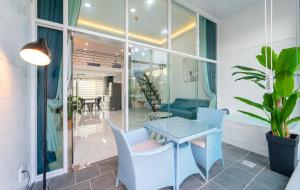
131, 139, 161, 153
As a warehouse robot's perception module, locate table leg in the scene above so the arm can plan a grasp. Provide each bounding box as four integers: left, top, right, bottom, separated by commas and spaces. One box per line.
175, 144, 179, 190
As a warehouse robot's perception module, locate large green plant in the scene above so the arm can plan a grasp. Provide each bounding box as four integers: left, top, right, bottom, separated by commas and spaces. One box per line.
232, 46, 300, 138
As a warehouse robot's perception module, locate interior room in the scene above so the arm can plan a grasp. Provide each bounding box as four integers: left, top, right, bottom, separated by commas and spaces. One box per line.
0, 0, 299, 190
71, 33, 125, 166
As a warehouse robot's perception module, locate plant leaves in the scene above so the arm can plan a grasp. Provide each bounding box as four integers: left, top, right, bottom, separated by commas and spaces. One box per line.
263, 93, 273, 110
235, 76, 264, 82
275, 71, 294, 97
276, 47, 300, 75
287, 116, 300, 125
281, 93, 298, 121
238, 110, 271, 123
235, 97, 272, 113
256, 46, 277, 70
232, 65, 265, 74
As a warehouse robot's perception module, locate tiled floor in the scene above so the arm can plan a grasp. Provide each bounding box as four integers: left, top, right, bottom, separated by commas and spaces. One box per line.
73, 110, 123, 165
32, 143, 289, 190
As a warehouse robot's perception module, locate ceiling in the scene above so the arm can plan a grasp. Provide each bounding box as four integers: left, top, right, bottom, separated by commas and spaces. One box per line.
183, 0, 261, 20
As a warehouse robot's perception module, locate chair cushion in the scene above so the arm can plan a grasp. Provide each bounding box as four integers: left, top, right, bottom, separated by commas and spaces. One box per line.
191, 137, 206, 148
131, 139, 161, 153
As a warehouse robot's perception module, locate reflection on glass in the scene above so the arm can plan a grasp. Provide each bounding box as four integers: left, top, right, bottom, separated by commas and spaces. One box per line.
171, 1, 196, 55
37, 26, 63, 174
199, 16, 217, 60
74, 0, 125, 37
128, 0, 168, 47
37, 0, 63, 24
128, 44, 169, 130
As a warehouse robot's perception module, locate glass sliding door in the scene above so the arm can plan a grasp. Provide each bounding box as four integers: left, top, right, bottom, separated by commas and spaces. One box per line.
128, 44, 169, 130
37, 26, 64, 174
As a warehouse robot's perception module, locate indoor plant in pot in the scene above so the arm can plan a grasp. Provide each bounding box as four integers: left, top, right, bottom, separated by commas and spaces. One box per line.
232, 46, 300, 176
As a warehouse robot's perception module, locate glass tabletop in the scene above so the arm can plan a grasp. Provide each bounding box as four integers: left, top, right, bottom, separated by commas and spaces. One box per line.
145, 117, 218, 143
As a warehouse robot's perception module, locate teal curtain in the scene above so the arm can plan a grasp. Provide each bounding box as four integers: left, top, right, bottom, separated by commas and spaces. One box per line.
68, 0, 82, 26
37, 0, 63, 174
68, 0, 81, 88
199, 16, 217, 108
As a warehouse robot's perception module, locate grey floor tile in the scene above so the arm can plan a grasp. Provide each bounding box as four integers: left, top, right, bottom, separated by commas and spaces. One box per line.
90, 172, 116, 190
213, 172, 247, 190
160, 187, 173, 190
226, 146, 249, 158
64, 181, 91, 190
208, 163, 225, 179
48, 172, 76, 190
199, 181, 225, 190
224, 166, 255, 184
235, 155, 267, 175
244, 154, 269, 168
245, 182, 270, 190
252, 169, 289, 190
180, 175, 203, 190
76, 165, 100, 183
222, 142, 233, 152
107, 183, 127, 190
223, 152, 241, 167
247, 152, 269, 163
99, 158, 118, 174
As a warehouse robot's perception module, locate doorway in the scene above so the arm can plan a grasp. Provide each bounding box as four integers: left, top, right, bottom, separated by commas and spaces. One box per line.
70, 32, 125, 168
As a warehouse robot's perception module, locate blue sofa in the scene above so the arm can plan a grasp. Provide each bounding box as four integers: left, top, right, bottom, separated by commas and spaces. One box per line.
160, 98, 209, 120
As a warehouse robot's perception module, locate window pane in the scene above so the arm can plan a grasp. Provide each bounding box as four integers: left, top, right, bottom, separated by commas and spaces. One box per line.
128, 44, 169, 130
199, 16, 217, 60
37, 0, 63, 24
73, 0, 125, 37
128, 0, 168, 48
37, 26, 63, 174
171, 1, 196, 55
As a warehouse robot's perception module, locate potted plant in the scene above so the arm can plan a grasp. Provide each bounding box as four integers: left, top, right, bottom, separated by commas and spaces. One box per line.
232, 46, 300, 176
67, 95, 84, 129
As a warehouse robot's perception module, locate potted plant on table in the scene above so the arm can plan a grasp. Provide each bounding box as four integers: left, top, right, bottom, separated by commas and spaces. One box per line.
232, 46, 300, 176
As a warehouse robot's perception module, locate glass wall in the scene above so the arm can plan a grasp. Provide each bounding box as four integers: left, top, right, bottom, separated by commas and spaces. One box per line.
72, 0, 125, 37
128, 0, 168, 48
171, 1, 197, 55
37, 26, 64, 174
128, 44, 169, 129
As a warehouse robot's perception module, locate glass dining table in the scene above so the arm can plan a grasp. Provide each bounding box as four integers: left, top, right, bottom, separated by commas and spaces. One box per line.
144, 116, 219, 190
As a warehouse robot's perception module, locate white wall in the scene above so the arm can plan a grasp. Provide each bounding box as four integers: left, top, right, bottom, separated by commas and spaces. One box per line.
218, 0, 300, 115
0, 0, 33, 189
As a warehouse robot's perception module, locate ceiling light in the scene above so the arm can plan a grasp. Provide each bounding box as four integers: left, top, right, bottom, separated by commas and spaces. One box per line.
85, 42, 89, 46
116, 53, 119, 56
134, 48, 139, 52
146, 0, 154, 5
161, 29, 168, 35
84, 2, 91, 8
141, 52, 145, 56
121, 49, 124, 52
84, 48, 87, 51
130, 8, 136, 13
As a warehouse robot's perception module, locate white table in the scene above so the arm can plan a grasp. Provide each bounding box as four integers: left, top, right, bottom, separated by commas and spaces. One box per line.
145, 117, 218, 190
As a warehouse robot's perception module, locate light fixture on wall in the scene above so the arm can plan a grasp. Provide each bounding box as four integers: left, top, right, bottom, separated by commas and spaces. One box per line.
20, 38, 51, 190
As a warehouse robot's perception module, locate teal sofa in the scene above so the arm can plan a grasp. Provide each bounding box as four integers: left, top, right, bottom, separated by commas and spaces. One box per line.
160, 98, 209, 119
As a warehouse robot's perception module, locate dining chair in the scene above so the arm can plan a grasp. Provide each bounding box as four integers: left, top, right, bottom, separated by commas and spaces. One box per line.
191, 108, 226, 180
107, 120, 175, 190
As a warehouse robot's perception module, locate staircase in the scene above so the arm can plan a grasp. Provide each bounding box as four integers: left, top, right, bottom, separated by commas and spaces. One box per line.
134, 70, 161, 112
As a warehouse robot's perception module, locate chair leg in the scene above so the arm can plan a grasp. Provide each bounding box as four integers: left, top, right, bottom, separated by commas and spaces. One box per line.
115, 176, 119, 187
220, 159, 224, 166
205, 169, 209, 181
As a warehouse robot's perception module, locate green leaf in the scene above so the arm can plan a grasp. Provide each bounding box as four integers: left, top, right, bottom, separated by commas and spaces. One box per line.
238, 110, 271, 123
235, 76, 264, 81
275, 72, 294, 97
235, 97, 272, 112
287, 116, 300, 125
263, 93, 273, 110
232, 65, 265, 74
281, 93, 298, 121
256, 46, 278, 70
276, 47, 300, 75
253, 81, 265, 89
232, 71, 266, 77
